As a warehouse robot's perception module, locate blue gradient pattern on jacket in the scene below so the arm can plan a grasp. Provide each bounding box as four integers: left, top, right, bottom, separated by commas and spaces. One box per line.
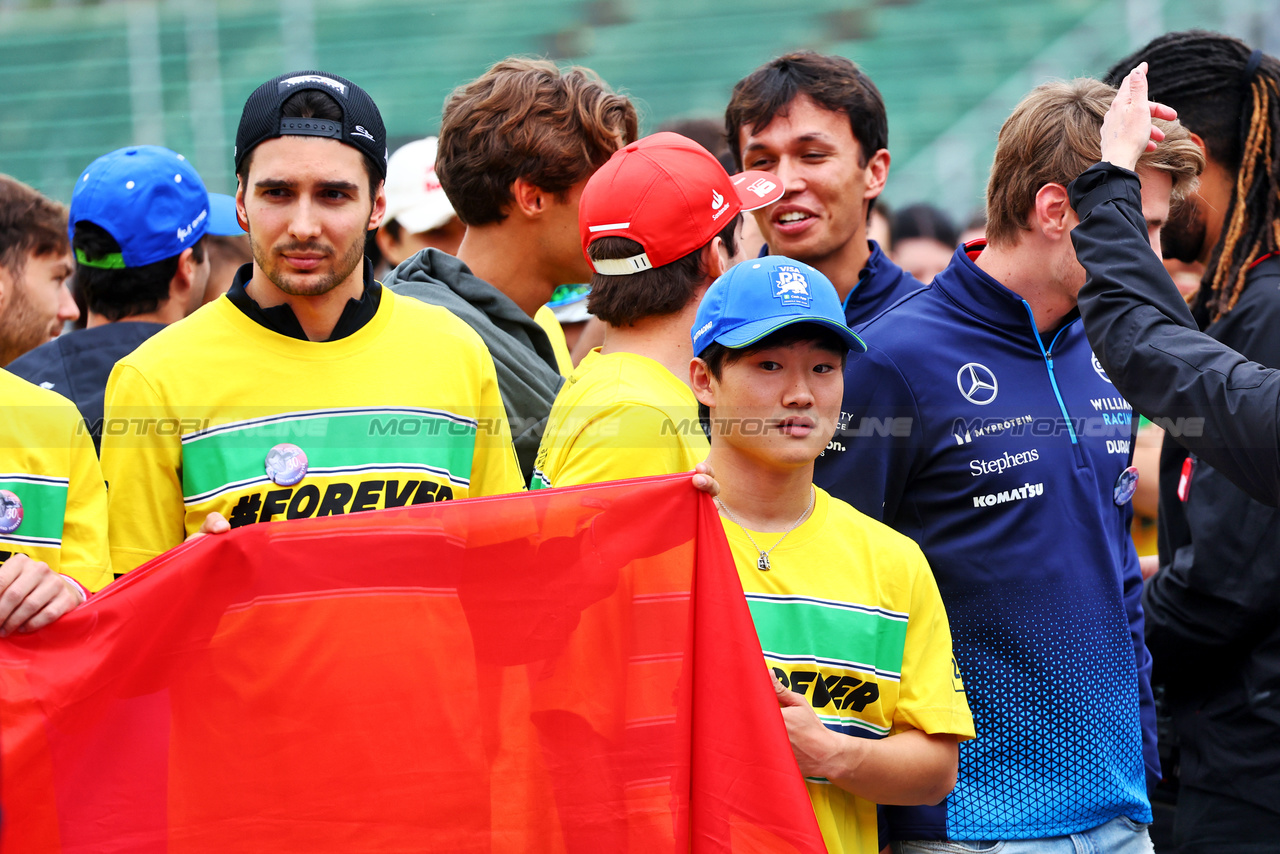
815, 243, 1155, 840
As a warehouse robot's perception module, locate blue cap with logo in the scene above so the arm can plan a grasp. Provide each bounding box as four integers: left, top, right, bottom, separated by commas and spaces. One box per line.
70, 145, 210, 269
691, 256, 866, 356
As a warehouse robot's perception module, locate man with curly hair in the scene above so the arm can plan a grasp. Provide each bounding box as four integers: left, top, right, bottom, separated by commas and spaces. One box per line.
384, 58, 638, 484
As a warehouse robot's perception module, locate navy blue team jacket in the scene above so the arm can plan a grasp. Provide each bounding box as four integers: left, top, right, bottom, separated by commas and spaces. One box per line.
814, 243, 1156, 840
841, 239, 923, 327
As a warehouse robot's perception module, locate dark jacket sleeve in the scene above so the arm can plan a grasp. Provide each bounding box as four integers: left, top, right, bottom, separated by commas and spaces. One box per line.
1145, 267, 1280, 675
1070, 162, 1280, 506
1146, 459, 1280, 671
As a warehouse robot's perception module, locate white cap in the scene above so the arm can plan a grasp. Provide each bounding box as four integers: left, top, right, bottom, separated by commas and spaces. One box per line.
384, 136, 456, 234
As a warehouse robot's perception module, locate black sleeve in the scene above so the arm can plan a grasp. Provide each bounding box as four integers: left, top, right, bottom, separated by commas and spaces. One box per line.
1144, 269, 1280, 674
1069, 162, 1280, 506
1145, 457, 1280, 673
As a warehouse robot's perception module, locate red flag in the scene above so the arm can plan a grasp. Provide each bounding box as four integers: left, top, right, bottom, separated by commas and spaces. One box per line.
0, 474, 825, 853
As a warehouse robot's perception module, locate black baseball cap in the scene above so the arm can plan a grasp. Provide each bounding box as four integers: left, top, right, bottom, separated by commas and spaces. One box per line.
234, 70, 388, 178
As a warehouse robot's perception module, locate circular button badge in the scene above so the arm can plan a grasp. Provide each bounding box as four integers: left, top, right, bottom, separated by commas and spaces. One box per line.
0, 490, 23, 535
1113, 465, 1140, 506
265, 443, 309, 487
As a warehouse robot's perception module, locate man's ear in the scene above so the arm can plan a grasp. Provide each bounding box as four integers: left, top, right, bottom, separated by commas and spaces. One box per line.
510, 177, 547, 220
170, 247, 198, 301
1032, 183, 1074, 239
702, 237, 730, 283
690, 357, 717, 407
234, 176, 250, 233
862, 148, 891, 201
367, 181, 387, 231
0, 262, 11, 309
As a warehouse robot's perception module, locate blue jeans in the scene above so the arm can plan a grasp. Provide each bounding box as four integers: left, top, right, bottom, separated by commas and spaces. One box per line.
892, 815, 1154, 854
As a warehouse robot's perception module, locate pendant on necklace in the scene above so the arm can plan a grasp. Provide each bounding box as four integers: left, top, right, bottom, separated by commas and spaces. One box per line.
757, 554, 771, 571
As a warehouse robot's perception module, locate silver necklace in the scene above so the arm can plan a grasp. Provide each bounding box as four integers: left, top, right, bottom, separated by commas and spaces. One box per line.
715, 486, 815, 571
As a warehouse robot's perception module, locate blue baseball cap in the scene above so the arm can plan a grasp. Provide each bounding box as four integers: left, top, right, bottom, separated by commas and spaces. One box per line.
207, 193, 246, 236
70, 145, 210, 268
691, 256, 866, 356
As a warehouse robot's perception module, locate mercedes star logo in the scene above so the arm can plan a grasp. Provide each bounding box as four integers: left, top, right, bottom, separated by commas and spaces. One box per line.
957, 362, 998, 405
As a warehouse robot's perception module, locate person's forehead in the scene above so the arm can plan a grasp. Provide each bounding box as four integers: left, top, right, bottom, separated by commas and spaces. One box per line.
246, 135, 368, 185
26, 248, 72, 271
740, 95, 859, 150
1135, 166, 1173, 218
735, 337, 838, 356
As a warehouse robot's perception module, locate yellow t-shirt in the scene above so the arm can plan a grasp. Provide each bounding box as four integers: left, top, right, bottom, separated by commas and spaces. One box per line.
531, 349, 708, 489
534, 305, 573, 376
721, 487, 974, 854
100, 291, 525, 574
0, 368, 111, 591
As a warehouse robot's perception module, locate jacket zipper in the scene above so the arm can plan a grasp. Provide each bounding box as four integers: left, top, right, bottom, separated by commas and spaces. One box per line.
1022, 302, 1086, 467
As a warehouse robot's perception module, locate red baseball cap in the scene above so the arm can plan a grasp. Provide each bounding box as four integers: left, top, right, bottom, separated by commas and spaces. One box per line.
580, 132, 785, 276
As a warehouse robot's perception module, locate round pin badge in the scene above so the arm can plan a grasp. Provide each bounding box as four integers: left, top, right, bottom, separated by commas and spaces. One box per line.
265, 443, 309, 487
0, 489, 23, 535
1113, 465, 1140, 506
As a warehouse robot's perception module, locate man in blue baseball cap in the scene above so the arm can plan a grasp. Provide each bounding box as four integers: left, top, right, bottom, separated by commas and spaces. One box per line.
688, 255, 972, 854
8, 145, 243, 451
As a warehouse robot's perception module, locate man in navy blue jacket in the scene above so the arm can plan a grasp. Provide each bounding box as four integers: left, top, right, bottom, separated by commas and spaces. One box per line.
815, 78, 1203, 849
724, 51, 921, 329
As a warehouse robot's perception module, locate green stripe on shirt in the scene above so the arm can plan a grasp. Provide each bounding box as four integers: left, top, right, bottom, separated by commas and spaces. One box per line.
181, 410, 476, 501
747, 597, 909, 677
0, 478, 67, 544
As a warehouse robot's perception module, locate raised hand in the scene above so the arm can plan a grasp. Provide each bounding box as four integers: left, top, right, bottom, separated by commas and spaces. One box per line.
1101, 62, 1179, 171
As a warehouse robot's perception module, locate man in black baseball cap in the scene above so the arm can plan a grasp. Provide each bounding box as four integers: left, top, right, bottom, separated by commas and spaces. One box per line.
99, 70, 524, 575
230, 70, 388, 313
234, 71, 388, 192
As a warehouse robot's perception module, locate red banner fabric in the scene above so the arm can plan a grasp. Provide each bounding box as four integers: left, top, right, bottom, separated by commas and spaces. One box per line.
0, 474, 826, 853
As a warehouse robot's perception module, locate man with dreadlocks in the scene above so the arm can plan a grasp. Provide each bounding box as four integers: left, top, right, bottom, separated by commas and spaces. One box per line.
1097, 34, 1280, 849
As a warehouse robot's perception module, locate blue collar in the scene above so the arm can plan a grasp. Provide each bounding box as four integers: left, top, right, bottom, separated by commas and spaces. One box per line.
839, 239, 893, 309
932, 240, 1079, 335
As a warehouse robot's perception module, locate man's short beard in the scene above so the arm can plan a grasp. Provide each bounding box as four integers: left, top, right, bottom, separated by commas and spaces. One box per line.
252, 232, 367, 297
1162, 199, 1207, 264
0, 270, 55, 366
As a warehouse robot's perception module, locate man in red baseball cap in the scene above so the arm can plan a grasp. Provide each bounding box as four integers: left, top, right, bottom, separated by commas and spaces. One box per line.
531, 132, 782, 489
